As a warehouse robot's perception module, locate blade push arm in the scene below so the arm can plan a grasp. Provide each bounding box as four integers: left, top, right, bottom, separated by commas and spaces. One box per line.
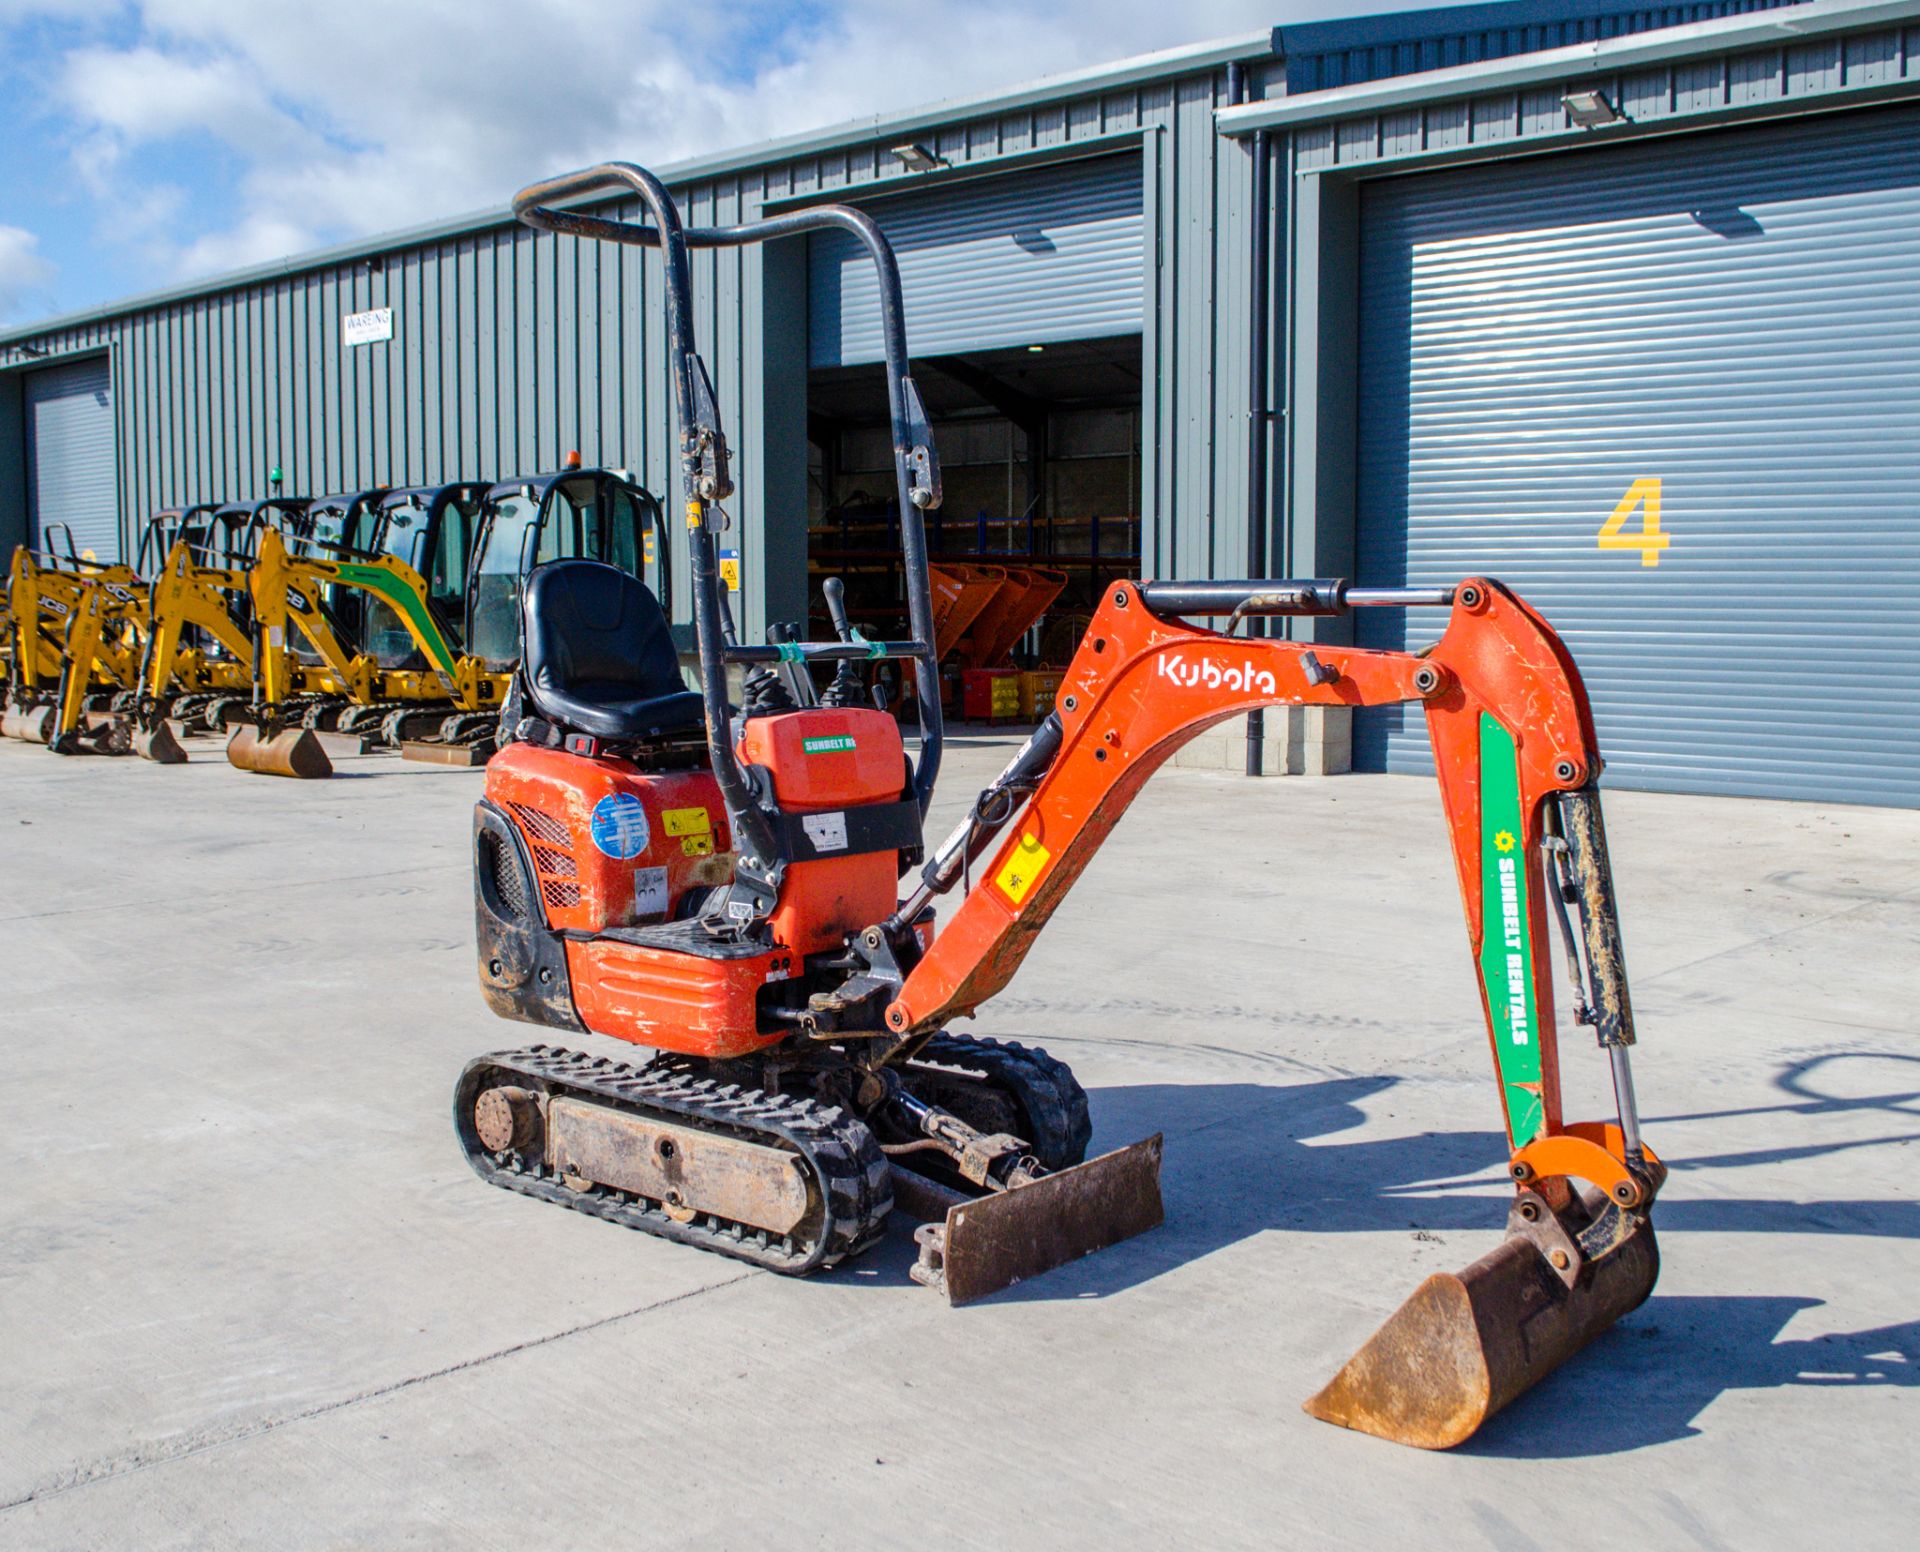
886, 577, 1659, 1206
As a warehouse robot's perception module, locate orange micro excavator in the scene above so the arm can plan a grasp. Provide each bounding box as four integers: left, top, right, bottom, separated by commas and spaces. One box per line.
456, 162, 1665, 1450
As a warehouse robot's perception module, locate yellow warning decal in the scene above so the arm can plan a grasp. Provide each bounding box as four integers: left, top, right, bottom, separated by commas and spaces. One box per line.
681, 834, 714, 857
995, 833, 1050, 906
663, 806, 711, 837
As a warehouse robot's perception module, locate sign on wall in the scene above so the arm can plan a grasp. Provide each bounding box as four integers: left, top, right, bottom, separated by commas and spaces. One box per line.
343, 307, 394, 348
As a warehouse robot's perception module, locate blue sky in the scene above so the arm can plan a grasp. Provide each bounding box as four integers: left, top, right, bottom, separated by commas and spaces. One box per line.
0, 1, 1425, 328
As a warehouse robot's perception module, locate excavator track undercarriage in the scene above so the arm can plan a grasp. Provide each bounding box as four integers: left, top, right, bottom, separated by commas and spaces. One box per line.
455, 1045, 894, 1275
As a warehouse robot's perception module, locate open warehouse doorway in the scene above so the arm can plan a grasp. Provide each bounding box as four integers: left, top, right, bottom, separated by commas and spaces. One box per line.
804, 153, 1145, 719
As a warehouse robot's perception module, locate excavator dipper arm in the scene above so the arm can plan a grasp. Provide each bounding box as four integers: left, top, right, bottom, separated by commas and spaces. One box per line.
884, 576, 1663, 1447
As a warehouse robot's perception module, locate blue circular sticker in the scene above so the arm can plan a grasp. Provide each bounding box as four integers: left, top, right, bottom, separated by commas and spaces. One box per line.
589, 793, 652, 859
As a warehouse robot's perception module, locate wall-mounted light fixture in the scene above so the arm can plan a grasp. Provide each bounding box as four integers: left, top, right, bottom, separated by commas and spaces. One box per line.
891, 143, 944, 173
15, 343, 47, 358
1562, 88, 1623, 129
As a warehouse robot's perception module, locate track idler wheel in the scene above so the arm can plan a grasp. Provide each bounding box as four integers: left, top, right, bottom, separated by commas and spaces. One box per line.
1305, 1183, 1659, 1449
226, 723, 333, 778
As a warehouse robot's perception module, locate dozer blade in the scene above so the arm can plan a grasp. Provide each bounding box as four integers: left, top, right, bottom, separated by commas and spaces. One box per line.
1305, 1201, 1658, 1450
226, 724, 333, 779
134, 719, 189, 764
904, 1134, 1163, 1305
400, 737, 489, 766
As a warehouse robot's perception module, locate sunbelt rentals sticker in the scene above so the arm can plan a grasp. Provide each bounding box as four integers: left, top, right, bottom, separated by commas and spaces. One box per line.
1477, 714, 1544, 1145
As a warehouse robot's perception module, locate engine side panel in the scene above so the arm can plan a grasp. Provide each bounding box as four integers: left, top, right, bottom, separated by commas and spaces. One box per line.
487, 742, 733, 934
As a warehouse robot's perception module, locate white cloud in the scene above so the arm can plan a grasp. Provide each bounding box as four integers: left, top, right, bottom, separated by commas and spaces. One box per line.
0, 225, 58, 323
18, 1, 1394, 287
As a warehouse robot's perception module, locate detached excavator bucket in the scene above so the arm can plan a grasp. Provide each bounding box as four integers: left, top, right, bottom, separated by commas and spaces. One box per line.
226, 723, 333, 779
900, 1135, 1164, 1305
1305, 1192, 1658, 1449
3, 702, 54, 742
133, 718, 189, 764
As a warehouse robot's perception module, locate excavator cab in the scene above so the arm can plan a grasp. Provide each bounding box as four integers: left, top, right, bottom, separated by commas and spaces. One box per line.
290, 489, 389, 655
463, 468, 664, 673
134, 505, 222, 577
358, 482, 491, 669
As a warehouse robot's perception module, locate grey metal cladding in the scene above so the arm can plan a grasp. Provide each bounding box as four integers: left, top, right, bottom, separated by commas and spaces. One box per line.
24, 356, 117, 562
1352, 101, 1920, 807
806, 155, 1146, 367
1280, 0, 1799, 93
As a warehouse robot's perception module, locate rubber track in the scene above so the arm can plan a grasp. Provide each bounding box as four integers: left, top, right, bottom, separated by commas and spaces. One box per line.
906, 1033, 1093, 1171
456, 1044, 893, 1276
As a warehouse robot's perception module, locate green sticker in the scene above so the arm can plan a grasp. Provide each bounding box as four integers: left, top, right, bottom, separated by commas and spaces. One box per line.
802, 735, 857, 754
1478, 713, 1545, 1145
334, 562, 458, 677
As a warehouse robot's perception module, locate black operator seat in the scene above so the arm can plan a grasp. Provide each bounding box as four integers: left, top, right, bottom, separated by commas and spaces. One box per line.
520, 560, 705, 739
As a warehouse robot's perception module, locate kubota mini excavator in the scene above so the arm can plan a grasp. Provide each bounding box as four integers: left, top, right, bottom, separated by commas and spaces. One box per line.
457, 162, 1664, 1451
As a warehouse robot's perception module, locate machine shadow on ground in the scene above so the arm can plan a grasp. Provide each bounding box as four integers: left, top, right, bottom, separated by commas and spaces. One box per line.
830, 1064, 1920, 1457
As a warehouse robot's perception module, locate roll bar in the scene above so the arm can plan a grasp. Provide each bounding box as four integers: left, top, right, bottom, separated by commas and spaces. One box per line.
512, 164, 947, 901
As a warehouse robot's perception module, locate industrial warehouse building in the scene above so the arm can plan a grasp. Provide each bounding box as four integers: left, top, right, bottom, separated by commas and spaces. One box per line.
2, 0, 1916, 806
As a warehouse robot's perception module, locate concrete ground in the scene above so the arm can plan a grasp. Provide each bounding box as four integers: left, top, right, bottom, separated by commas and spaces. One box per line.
0, 729, 1916, 1550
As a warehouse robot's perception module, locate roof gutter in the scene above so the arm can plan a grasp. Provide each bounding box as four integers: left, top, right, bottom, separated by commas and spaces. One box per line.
1218, 0, 1920, 134
1, 29, 1277, 348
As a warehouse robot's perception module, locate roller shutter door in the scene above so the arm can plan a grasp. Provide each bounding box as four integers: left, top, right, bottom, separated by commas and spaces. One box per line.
809, 155, 1143, 367
25, 357, 119, 564
1353, 105, 1920, 807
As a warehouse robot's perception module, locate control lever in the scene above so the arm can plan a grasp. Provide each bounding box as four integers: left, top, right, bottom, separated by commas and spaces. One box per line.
820, 578, 867, 710
770, 621, 817, 707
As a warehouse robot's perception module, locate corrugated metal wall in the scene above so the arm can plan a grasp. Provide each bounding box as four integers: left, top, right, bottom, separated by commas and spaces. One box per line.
24, 357, 118, 561
1352, 103, 1920, 807
0, 64, 1264, 640
808, 155, 1144, 366
1280, 0, 1797, 92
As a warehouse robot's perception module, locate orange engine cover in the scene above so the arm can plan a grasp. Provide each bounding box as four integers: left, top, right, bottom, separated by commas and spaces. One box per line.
564, 937, 796, 1060
738, 707, 908, 957
486, 742, 732, 936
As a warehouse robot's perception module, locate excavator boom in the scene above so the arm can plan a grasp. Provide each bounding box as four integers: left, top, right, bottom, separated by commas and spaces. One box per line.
880, 574, 1661, 1447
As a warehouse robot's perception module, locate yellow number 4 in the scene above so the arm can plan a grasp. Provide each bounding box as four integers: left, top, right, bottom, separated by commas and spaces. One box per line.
1597, 477, 1671, 568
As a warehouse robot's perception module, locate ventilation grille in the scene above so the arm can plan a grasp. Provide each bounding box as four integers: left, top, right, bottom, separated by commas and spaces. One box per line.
482, 830, 527, 921
508, 802, 570, 846
506, 800, 585, 916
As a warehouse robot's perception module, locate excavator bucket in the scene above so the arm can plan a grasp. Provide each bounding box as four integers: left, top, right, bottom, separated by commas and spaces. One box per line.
226, 723, 333, 778
133, 718, 189, 764
901, 1135, 1164, 1305
4, 703, 55, 742
1305, 1193, 1658, 1449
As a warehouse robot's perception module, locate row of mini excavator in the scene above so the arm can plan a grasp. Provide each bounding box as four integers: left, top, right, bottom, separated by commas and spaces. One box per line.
452, 161, 1666, 1454
0, 465, 669, 777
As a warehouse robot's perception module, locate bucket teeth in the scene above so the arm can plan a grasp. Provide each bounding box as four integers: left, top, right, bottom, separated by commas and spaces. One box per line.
226, 724, 333, 779
1305, 1198, 1658, 1449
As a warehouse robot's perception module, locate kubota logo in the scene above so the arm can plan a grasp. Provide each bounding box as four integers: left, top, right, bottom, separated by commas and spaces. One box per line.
1156, 652, 1276, 697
